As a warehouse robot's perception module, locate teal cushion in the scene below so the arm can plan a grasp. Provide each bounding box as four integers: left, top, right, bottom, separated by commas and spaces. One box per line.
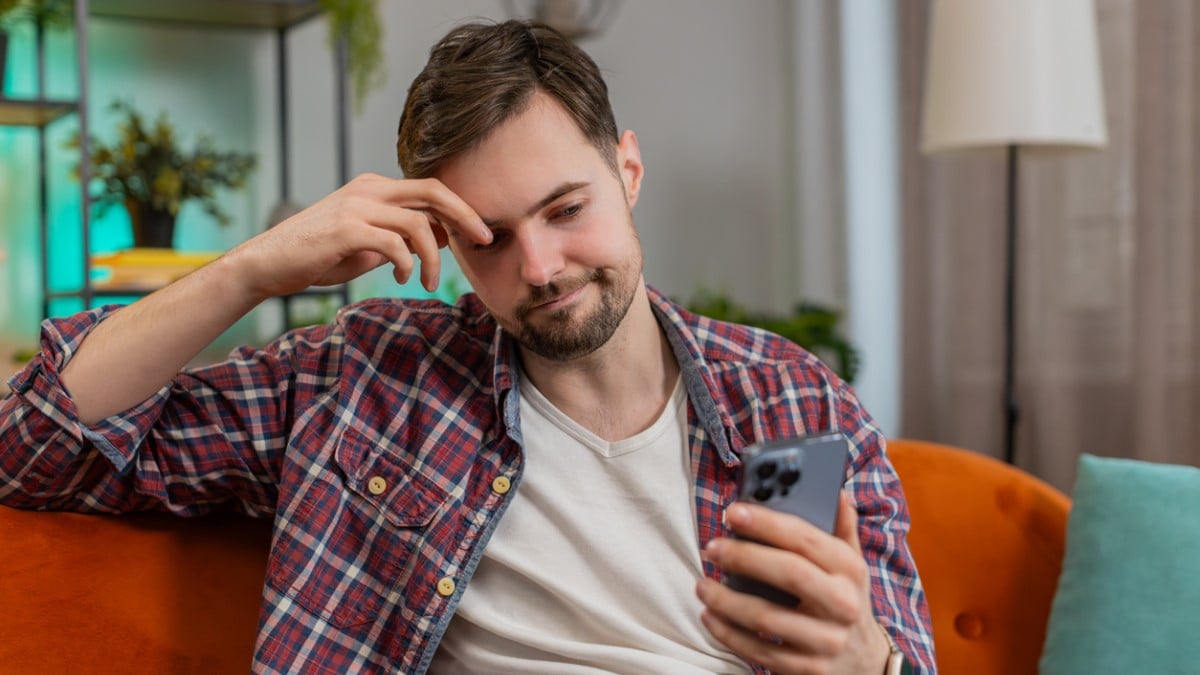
1040, 454, 1200, 675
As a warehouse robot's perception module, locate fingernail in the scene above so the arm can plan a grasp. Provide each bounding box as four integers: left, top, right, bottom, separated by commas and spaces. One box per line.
702, 538, 722, 561
727, 504, 749, 526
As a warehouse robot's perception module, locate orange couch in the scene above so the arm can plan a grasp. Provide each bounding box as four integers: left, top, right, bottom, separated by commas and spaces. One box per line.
887, 439, 1071, 675
0, 440, 1070, 673
0, 508, 272, 673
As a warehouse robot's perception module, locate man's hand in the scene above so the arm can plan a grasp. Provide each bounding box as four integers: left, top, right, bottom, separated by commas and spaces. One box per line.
227, 173, 492, 301
62, 174, 492, 424
696, 492, 891, 675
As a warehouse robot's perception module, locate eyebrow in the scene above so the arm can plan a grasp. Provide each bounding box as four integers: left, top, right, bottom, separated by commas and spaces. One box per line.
482, 181, 590, 230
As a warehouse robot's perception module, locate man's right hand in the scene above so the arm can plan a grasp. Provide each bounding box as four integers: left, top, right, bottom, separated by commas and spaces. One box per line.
227, 173, 491, 302
60, 174, 490, 425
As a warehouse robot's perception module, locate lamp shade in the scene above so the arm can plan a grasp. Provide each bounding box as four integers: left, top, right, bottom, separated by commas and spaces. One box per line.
921, 0, 1107, 152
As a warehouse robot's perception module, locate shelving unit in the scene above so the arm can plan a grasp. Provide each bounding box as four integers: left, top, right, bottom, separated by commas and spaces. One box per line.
0, 98, 76, 126
1, 0, 351, 330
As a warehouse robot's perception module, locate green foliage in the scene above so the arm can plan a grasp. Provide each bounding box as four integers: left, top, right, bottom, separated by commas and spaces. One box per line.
68, 100, 257, 225
684, 291, 860, 383
0, 0, 72, 29
319, 0, 384, 114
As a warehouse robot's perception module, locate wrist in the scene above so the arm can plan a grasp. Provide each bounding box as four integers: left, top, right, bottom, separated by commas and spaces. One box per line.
214, 246, 273, 307
876, 621, 909, 675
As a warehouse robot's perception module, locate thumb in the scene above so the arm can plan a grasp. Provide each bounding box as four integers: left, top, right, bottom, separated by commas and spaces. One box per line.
835, 490, 862, 554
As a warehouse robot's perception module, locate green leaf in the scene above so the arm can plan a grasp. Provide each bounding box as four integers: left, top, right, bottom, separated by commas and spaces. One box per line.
683, 291, 860, 383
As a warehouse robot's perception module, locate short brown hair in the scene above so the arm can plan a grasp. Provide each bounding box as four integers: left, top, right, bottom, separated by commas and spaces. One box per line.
396, 20, 619, 179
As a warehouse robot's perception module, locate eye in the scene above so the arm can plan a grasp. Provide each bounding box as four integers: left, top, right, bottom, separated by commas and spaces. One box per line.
554, 203, 584, 221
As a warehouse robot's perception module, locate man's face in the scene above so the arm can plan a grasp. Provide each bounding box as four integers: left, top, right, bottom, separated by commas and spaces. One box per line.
437, 92, 645, 361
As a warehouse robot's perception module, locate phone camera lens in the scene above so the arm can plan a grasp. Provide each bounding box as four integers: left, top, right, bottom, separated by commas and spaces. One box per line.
753, 485, 773, 502
757, 461, 777, 479
779, 467, 801, 486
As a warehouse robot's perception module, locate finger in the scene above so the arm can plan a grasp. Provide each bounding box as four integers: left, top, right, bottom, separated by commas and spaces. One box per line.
726, 502, 863, 577
834, 491, 862, 554
696, 578, 849, 656
704, 537, 861, 624
333, 201, 439, 285
403, 214, 441, 291
367, 176, 491, 245
334, 220, 416, 284
698, 608, 824, 674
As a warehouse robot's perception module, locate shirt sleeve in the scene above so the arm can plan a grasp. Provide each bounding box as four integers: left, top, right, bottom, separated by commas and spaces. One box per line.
0, 305, 338, 518
836, 379, 938, 674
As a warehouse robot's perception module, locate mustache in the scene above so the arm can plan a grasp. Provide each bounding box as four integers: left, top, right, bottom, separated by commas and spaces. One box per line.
515, 270, 605, 319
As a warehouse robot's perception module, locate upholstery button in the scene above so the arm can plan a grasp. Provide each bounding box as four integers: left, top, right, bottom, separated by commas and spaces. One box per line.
491, 476, 511, 495
367, 476, 387, 495
437, 577, 456, 597
954, 612, 986, 639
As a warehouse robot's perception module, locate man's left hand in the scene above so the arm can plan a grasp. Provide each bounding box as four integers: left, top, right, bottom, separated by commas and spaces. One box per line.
696, 491, 891, 674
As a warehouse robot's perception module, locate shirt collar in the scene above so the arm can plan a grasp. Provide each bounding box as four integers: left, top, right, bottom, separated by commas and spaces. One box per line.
482, 285, 740, 465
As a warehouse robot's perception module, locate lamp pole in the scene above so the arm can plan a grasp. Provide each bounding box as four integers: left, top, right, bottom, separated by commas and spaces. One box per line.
1003, 144, 1019, 465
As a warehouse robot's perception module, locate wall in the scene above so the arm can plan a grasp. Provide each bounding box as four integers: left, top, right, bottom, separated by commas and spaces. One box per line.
0, 2, 901, 432
287, 0, 795, 311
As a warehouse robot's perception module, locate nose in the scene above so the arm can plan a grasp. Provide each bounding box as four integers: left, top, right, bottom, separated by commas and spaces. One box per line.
516, 229, 564, 287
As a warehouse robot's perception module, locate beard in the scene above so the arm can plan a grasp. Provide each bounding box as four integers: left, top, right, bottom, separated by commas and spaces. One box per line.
509, 244, 642, 362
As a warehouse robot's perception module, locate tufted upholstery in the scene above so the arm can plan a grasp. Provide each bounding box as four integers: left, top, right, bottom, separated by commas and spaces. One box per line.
887, 438, 1071, 675
0, 507, 272, 673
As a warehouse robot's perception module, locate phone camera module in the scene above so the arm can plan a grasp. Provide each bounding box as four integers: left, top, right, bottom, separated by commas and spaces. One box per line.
779, 467, 801, 486
756, 461, 777, 480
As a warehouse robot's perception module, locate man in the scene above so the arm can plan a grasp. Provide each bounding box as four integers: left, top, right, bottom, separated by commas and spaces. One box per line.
0, 20, 935, 675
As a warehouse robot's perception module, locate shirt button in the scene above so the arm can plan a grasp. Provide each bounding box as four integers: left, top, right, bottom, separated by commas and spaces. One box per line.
367, 476, 387, 495
491, 476, 511, 495
437, 577, 456, 597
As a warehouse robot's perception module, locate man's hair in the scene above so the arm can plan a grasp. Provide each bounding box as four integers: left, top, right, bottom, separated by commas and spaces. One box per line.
396, 20, 619, 179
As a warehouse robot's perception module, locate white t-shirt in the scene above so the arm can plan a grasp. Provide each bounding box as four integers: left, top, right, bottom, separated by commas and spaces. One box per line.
428, 374, 748, 674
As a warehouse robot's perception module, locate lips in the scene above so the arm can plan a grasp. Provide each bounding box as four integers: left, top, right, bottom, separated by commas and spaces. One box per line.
532, 284, 584, 311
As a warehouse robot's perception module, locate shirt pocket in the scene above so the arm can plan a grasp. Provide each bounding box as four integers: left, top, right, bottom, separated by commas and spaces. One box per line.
266, 427, 450, 629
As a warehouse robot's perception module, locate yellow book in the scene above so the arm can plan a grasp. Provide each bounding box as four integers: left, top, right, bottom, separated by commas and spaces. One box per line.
92, 248, 223, 291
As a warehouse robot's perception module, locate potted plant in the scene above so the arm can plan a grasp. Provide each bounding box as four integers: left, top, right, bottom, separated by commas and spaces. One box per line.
69, 99, 257, 249
684, 291, 861, 383
319, 0, 383, 113
0, 0, 72, 93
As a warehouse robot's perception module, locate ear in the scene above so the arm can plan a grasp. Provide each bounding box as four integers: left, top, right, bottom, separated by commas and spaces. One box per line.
616, 130, 644, 207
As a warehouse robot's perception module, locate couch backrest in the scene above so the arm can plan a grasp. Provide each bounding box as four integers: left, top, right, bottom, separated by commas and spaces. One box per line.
887, 438, 1071, 675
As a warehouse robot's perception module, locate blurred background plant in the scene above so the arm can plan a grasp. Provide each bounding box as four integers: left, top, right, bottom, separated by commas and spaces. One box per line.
67, 99, 257, 246
319, 0, 383, 113
684, 291, 860, 383
0, 0, 72, 28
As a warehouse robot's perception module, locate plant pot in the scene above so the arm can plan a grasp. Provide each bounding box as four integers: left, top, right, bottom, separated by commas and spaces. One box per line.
125, 199, 177, 249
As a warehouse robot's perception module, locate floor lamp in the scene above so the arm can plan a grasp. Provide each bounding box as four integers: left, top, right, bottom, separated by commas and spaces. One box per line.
920, 0, 1107, 464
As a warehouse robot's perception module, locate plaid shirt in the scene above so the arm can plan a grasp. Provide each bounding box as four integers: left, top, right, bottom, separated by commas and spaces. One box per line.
1, 286, 935, 674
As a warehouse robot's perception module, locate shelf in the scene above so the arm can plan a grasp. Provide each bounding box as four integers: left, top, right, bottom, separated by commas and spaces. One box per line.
0, 98, 78, 127
90, 0, 323, 30
25, 0, 350, 328
47, 285, 350, 299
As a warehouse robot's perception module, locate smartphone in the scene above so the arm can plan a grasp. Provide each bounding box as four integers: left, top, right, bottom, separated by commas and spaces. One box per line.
723, 431, 851, 606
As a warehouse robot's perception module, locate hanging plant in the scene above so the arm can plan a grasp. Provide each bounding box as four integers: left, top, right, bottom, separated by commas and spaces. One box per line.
0, 0, 72, 29
318, 0, 384, 114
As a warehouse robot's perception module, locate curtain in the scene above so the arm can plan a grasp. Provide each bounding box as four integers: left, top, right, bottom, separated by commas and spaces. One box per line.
899, 0, 1200, 492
